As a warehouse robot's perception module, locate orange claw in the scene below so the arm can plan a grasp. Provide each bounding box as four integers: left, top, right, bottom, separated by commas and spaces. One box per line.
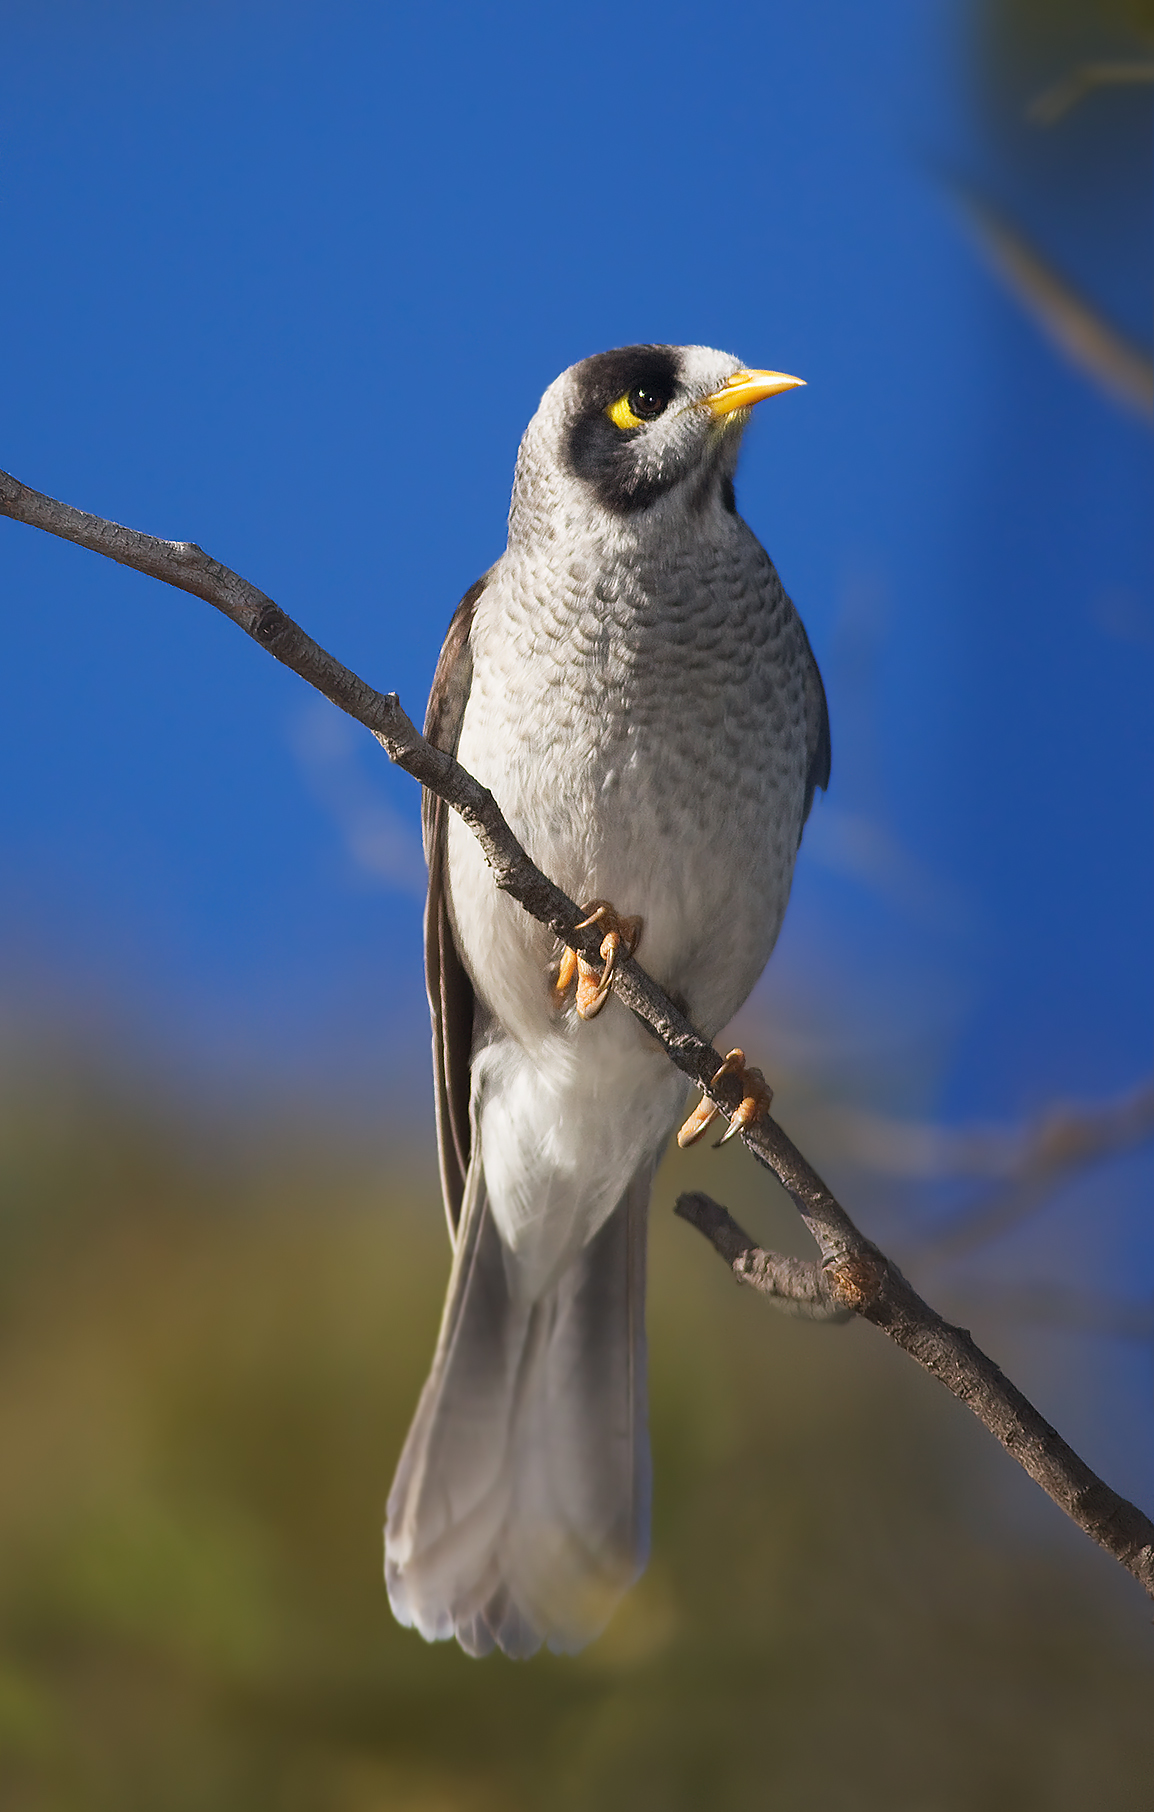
716, 1064, 772, 1144
677, 1048, 773, 1149
553, 945, 579, 1004
554, 899, 643, 1020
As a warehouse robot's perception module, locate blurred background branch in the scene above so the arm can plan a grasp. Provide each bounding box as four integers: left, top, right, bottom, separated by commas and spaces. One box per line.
822, 1073, 1154, 1186
960, 194, 1153, 415
968, 0, 1154, 414
1029, 58, 1154, 124
817, 1073, 1154, 1263
958, 1280, 1154, 1342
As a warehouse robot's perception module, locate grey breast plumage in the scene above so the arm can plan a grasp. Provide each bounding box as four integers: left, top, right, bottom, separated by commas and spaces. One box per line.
385, 344, 829, 1658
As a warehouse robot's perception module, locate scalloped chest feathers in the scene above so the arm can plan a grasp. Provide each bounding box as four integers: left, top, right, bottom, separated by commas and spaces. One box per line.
445, 517, 813, 1043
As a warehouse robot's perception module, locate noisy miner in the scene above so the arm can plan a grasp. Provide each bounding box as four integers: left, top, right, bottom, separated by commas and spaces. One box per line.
386, 344, 829, 1659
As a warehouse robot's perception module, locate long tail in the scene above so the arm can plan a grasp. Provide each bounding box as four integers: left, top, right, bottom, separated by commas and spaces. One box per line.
385, 1159, 651, 1658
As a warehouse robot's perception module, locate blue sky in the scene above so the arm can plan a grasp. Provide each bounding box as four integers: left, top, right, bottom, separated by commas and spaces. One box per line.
2, 2, 1152, 1486
1, 0, 979, 1080
0, 0, 1149, 1093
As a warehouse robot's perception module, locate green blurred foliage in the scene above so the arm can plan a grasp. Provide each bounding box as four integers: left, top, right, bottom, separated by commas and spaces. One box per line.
1, 1059, 1153, 1811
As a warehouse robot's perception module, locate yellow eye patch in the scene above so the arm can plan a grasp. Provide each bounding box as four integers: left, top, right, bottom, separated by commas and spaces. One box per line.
607, 392, 646, 431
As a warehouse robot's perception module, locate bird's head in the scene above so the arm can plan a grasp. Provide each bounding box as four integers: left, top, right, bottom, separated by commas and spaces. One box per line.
509, 344, 804, 542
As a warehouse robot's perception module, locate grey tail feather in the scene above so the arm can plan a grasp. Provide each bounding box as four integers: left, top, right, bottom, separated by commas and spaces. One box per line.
385, 1158, 651, 1659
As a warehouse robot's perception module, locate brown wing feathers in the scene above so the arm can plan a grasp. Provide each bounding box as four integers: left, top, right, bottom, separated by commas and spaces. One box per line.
423, 573, 488, 1233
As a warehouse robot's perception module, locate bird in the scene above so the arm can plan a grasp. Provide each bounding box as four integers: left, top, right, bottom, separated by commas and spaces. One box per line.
385, 344, 829, 1659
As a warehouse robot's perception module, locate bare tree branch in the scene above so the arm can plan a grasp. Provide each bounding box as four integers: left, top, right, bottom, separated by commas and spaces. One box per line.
4, 463, 1154, 1601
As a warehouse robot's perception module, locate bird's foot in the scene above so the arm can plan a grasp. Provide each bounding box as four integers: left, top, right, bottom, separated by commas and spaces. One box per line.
554, 900, 643, 1020
677, 1048, 773, 1149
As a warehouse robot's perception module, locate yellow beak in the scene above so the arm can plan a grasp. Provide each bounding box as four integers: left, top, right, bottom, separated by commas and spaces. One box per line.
701, 368, 806, 418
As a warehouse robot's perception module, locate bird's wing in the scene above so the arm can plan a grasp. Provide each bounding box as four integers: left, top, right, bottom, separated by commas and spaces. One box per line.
423, 571, 490, 1236
800, 632, 831, 830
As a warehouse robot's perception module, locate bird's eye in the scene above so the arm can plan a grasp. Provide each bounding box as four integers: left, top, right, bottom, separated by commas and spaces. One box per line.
629, 385, 666, 420
606, 384, 670, 431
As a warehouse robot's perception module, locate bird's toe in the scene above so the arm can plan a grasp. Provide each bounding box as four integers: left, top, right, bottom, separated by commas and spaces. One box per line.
677, 1047, 773, 1148
553, 899, 643, 1020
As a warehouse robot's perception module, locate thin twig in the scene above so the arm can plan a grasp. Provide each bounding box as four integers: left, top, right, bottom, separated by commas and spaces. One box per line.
3, 464, 1153, 1601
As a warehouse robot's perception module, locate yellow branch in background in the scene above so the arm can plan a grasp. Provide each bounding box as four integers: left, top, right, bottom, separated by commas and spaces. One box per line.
1028, 59, 1154, 125
961, 193, 1154, 420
